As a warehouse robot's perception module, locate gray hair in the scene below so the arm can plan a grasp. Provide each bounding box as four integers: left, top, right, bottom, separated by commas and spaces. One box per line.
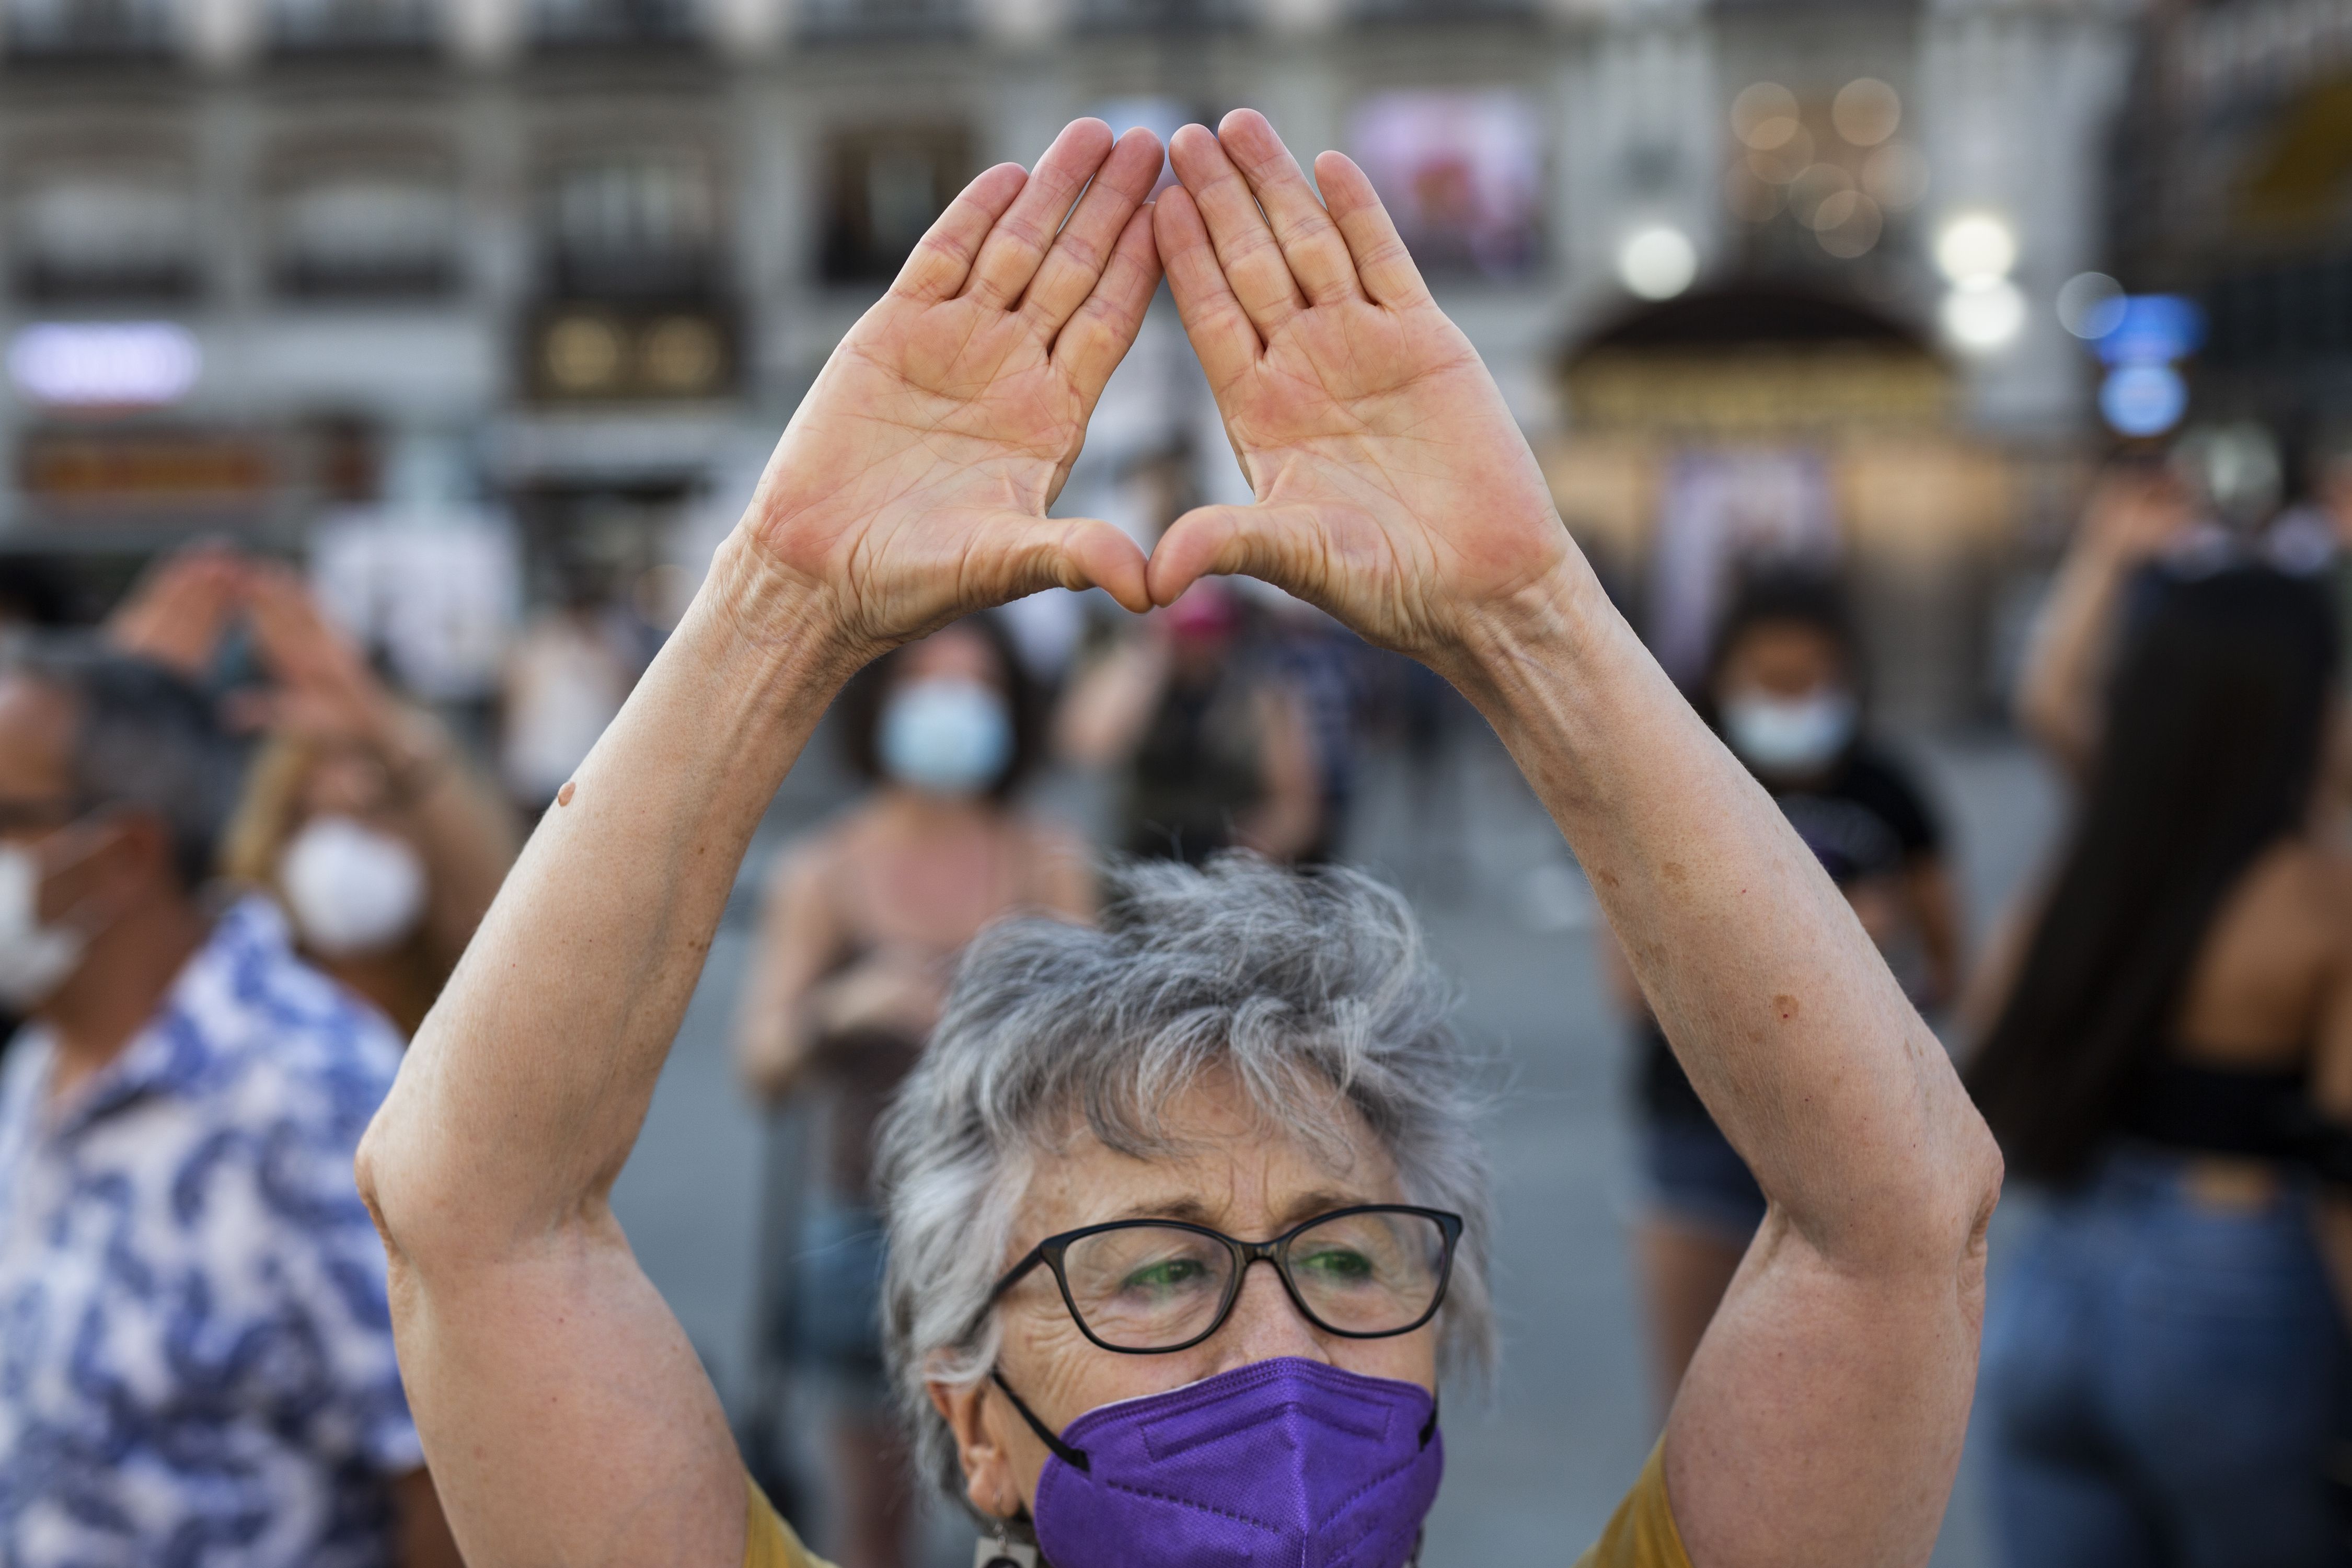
874, 854, 1495, 1504
1, 633, 244, 890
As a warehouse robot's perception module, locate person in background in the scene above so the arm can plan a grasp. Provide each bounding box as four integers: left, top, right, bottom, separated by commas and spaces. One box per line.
1056, 578, 1321, 863
2015, 460, 2199, 780
1262, 592, 1366, 862
0, 638, 458, 1567
501, 567, 643, 817
1968, 568, 2352, 1568
735, 614, 1091, 1568
0, 557, 74, 1068
1613, 568, 1963, 1403
221, 567, 518, 1036
108, 551, 520, 1037
0, 556, 72, 634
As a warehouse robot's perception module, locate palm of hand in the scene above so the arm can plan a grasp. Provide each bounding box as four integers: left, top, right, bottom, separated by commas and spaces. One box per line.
753, 302, 1083, 644
1224, 303, 1566, 654
734, 125, 1163, 656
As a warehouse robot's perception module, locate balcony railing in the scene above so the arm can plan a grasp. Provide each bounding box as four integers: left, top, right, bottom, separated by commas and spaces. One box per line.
1352, 0, 1535, 19
528, 0, 701, 52
794, 0, 967, 40
268, 0, 441, 56
17, 255, 201, 302
547, 245, 724, 303
1070, 0, 1246, 33
4, 0, 176, 61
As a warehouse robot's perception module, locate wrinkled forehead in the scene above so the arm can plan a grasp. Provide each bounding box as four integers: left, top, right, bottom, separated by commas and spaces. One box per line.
1006, 1065, 1404, 1261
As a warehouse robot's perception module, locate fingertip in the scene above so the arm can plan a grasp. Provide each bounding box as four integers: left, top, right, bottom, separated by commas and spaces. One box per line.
1314, 151, 1373, 202
1218, 106, 1271, 141
1167, 122, 1221, 168
969, 162, 1030, 202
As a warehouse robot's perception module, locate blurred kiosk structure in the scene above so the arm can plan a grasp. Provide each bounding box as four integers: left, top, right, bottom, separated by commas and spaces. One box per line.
0, 0, 2138, 724
1548, 283, 2012, 724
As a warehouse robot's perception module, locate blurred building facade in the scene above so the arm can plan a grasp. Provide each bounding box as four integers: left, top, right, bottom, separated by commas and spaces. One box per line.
0, 0, 2144, 717
2106, 0, 2352, 473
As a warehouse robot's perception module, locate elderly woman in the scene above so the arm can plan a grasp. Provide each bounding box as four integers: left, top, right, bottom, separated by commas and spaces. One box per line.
355, 113, 2002, 1568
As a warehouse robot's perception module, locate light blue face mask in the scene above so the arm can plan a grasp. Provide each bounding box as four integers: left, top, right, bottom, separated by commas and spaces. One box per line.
879, 677, 1013, 797
1722, 688, 1857, 777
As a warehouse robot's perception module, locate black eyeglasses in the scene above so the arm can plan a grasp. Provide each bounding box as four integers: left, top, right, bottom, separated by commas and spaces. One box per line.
977, 1204, 1464, 1355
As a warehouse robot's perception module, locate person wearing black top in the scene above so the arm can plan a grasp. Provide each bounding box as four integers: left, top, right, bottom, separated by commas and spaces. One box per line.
1971, 562, 2352, 1568
1610, 570, 1964, 1405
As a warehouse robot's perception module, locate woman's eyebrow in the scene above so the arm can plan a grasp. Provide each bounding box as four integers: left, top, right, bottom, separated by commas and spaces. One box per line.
1274, 1189, 1375, 1228
1099, 1188, 1379, 1232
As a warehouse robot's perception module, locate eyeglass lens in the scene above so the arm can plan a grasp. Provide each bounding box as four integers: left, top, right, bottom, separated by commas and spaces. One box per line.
1055, 1210, 1448, 1351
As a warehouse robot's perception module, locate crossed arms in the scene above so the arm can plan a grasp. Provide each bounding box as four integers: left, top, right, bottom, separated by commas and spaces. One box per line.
355, 113, 2001, 1568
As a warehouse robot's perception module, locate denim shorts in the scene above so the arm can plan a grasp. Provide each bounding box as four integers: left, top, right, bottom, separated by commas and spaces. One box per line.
1639, 1112, 1768, 1242
790, 1202, 888, 1380
1982, 1144, 2352, 1568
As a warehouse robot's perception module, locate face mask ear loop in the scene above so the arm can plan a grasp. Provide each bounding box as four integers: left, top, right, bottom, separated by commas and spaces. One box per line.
989, 1370, 1091, 1473
1419, 1391, 1439, 1451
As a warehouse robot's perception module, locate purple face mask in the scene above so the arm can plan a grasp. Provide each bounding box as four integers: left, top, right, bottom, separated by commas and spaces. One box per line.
1000, 1356, 1443, 1568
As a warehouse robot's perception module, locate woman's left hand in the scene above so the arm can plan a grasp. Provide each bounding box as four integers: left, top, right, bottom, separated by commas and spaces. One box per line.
1145, 112, 1571, 663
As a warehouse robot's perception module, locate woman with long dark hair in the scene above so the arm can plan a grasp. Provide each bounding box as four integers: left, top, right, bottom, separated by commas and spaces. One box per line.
1971, 565, 2352, 1567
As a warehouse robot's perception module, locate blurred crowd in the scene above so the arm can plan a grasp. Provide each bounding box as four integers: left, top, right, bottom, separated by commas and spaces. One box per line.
4, 422, 2352, 1566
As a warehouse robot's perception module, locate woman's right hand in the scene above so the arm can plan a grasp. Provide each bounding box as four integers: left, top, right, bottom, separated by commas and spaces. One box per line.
732, 119, 1166, 665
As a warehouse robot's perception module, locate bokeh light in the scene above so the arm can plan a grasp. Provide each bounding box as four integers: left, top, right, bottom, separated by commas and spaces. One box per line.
1941, 276, 2026, 351
1618, 225, 1698, 299
1832, 79, 1902, 147
1731, 83, 1802, 151
2100, 363, 2188, 436
1861, 143, 1930, 211
2056, 272, 2127, 339
7, 320, 200, 406
1935, 213, 2017, 284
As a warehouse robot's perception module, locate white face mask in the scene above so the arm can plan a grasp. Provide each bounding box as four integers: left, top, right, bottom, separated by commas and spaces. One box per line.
878, 677, 1013, 798
1723, 689, 1858, 777
0, 842, 89, 1011
279, 816, 428, 958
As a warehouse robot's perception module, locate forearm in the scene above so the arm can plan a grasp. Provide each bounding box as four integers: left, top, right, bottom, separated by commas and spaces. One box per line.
2016, 547, 2127, 773
361, 539, 856, 1260
737, 990, 818, 1104
1447, 558, 1998, 1263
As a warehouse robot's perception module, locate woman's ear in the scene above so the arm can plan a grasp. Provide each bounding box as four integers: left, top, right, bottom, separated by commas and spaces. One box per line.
931, 1378, 1018, 1520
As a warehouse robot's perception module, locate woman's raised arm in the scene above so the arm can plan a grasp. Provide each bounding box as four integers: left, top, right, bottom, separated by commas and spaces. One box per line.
1149, 109, 2003, 1568
353, 119, 1167, 1568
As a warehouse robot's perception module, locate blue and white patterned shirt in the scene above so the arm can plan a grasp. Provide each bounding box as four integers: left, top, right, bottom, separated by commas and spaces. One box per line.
0, 896, 422, 1568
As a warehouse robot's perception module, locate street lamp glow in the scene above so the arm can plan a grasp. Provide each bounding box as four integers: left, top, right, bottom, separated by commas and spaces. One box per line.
1933, 213, 2016, 284
1618, 225, 1697, 301
1941, 277, 2025, 352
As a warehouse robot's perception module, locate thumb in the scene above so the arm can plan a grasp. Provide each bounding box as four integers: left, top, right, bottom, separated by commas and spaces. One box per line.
995, 514, 1152, 615
1147, 503, 1325, 608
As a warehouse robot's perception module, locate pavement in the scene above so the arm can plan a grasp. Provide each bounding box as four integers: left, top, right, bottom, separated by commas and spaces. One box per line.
607, 711, 2066, 1567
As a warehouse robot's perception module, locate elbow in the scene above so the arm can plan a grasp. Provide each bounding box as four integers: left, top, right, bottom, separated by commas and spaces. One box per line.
1817, 1093, 2004, 1285
1900, 1099, 2005, 1282
353, 1106, 416, 1268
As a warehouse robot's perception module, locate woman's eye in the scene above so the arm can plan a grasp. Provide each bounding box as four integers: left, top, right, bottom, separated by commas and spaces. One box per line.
1121, 1258, 1210, 1293
1295, 1247, 1375, 1283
